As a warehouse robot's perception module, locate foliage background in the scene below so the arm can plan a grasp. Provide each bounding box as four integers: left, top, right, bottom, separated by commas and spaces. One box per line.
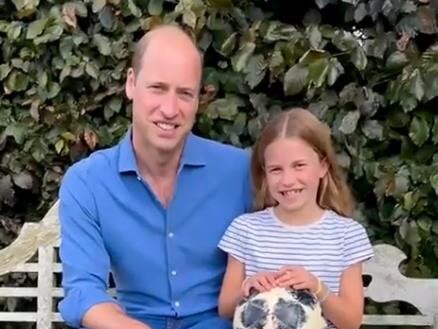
0, 0, 437, 327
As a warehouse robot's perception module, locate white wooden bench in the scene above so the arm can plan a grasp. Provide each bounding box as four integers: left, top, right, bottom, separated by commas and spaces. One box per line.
0, 201, 437, 329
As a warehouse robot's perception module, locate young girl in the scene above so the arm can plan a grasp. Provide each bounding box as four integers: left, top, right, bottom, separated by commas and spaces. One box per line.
218, 108, 373, 329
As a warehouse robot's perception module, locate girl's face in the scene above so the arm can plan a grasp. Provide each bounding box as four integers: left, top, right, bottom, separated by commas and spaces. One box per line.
264, 137, 328, 217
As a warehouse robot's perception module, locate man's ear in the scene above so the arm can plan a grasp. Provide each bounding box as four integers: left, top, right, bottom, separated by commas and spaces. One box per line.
125, 68, 135, 100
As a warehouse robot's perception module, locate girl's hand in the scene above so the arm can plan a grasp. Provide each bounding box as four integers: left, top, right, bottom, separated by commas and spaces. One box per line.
275, 266, 319, 293
241, 272, 278, 297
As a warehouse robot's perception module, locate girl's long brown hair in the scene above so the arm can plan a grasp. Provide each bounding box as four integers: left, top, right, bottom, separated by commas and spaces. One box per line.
251, 108, 354, 217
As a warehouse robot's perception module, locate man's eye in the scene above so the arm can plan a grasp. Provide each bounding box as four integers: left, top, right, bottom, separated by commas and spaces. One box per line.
180, 91, 194, 98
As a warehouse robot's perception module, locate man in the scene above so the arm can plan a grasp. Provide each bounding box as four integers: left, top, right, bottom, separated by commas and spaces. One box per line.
58, 25, 251, 329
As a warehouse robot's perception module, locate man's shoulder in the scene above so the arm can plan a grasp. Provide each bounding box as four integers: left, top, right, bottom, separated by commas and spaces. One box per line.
63, 144, 119, 181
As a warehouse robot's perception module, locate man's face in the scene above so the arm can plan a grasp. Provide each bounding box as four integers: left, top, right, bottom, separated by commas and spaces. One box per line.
125, 37, 201, 154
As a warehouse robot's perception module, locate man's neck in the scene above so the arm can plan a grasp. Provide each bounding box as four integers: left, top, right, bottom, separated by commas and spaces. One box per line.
132, 134, 184, 206
133, 140, 182, 178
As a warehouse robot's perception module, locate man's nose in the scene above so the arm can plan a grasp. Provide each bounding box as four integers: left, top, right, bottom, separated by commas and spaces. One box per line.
160, 92, 178, 119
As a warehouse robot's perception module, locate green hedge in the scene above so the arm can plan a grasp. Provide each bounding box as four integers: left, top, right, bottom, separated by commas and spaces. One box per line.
0, 0, 437, 325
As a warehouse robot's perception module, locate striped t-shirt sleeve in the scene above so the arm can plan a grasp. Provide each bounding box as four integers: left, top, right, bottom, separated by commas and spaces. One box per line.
218, 215, 248, 263
343, 220, 374, 268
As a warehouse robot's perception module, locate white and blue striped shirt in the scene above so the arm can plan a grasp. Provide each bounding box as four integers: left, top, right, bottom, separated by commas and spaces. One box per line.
218, 207, 374, 296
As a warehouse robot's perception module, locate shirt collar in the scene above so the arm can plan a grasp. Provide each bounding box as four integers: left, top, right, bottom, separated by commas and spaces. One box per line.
118, 129, 206, 174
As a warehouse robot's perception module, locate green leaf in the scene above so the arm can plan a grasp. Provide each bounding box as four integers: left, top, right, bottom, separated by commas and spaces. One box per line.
418, 217, 432, 233
339, 110, 361, 134
7, 21, 22, 40
72, 2, 88, 17
327, 57, 344, 86
264, 21, 297, 42
183, 9, 197, 29
0, 175, 15, 205
5, 70, 29, 91
206, 95, 245, 120
99, 6, 115, 30
410, 69, 424, 101
364, 35, 388, 59
249, 93, 269, 115
46, 81, 61, 99
401, 0, 417, 14
92, 0, 106, 13
12, 171, 33, 190
11, 0, 39, 11
0, 64, 12, 80
207, 0, 233, 8
308, 57, 329, 88
108, 96, 122, 113
361, 120, 384, 140
342, 0, 360, 5
4, 124, 26, 144
308, 25, 322, 48
245, 54, 267, 89
386, 51, 409, 70
400, 96, 417, 112
354, 3, 368, 22
232, 112, 247, 135
148, 0, 163, 15
402, 191, 417, 211
416, 6, 438, 34
85, 62, 99, 79
231, 42, 255, 72
432, 117, 438, 144
55, 139, 64, 154
93, 34, 111, 55
283, 64, 309, 96
315, 0, 334, 8
128, 0, 142, 17
33, 25, 63, 45
220, 32, 237, 57
430, 173, 438, 196
26, 18, 48, 39
332, 31, 357, 51
409, 115, 429, 146
303, 9, 321, 26
351, 47, 367, 71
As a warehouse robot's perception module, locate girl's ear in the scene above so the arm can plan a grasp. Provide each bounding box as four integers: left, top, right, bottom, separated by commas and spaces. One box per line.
319, 157, 329, 179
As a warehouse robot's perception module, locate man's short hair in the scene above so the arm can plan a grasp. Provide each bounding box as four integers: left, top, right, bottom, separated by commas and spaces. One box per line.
130, 24, 204, 75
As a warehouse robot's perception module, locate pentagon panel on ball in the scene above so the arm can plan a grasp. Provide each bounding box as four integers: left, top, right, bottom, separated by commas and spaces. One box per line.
233, 287, 326, 329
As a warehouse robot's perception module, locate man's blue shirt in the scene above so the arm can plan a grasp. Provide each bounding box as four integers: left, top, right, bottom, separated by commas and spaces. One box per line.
58, 132, 251, 328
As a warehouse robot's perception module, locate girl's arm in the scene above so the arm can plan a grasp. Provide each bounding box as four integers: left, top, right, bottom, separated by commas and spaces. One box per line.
218, 254, 245, 319
318, 262, 364, 329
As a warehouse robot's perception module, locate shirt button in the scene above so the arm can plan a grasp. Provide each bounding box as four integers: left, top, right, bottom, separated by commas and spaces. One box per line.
168, 232, 174, 238
171, 270, 177, 276
136, 175, 141, 181
175, 301, 180, 307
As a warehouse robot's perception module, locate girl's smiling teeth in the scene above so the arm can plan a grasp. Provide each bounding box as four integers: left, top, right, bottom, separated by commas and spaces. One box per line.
281, 189, 303, 197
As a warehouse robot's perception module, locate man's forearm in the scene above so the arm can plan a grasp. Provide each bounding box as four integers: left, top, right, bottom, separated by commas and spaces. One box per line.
82, 303, 151, 329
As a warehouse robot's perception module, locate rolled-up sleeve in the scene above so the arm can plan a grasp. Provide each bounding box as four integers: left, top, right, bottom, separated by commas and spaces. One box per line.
58, 164, 118, 328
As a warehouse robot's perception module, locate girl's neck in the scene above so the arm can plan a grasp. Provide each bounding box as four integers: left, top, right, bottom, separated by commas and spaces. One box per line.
273, 205, 327, 226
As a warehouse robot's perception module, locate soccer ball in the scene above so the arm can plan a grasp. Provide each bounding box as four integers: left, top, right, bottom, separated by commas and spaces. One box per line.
233, 287, 327, 329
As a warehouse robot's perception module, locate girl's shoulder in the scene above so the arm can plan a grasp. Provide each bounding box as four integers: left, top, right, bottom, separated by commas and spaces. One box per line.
232, 208, 273, 225
323, 210, 368, 233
